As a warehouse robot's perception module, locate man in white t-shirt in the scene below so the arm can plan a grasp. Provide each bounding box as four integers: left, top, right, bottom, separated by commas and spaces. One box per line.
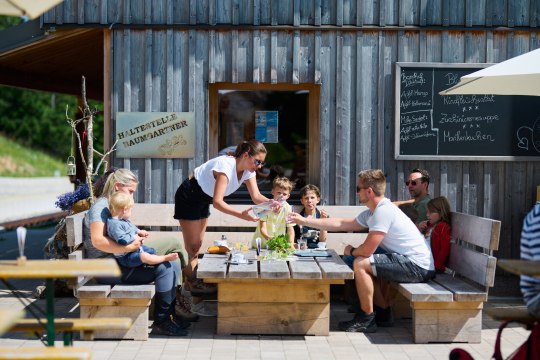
286, 169, 435, 333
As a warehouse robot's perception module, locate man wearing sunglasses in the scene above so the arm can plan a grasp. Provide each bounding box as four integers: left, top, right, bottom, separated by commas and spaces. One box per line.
287, 169, 435, 333
395, 168, 431, 227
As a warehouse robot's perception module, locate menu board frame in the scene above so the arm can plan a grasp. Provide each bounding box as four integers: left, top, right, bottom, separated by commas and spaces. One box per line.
394, 62, 540, 161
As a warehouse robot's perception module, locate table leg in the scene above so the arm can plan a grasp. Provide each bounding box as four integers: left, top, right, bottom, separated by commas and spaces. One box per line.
46, 278, 55, 346
63, 331, 73, 346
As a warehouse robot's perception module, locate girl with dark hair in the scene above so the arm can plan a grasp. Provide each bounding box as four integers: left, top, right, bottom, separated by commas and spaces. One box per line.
174, 139, 279, 316
423, 196, 452, 273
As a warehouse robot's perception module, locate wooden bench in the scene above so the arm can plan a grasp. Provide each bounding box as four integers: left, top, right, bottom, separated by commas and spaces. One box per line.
66, 210, 156, 341
395, 211, 500, 343
9, 317, 132, 344
0, 346, 91, 360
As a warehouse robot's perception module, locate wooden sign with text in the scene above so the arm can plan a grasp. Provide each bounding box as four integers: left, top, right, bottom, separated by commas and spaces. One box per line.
116, 112, 195, 158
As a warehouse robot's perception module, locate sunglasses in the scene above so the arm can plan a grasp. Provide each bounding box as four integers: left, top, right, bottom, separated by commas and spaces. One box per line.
405, 178, 423, 186
356, 186, 369, 192
250, 155, 265, 167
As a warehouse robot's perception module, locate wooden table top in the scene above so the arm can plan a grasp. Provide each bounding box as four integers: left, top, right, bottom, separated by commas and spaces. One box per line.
0, 309, 24, 336
497, 259, 540, 277
198, 249, 354, 281
0, 259, 120, 279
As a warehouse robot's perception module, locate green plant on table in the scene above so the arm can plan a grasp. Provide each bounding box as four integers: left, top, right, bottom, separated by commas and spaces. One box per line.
262, 234, 294, 260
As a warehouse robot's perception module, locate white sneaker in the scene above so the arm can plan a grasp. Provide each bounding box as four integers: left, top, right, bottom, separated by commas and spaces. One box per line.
191, 300, 217, 317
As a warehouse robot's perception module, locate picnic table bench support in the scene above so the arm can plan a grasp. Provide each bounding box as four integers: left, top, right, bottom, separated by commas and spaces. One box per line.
10, 317, 133, 345
45, 278, 55, 346
209, 279, 343, 336
410, 301, 483, 343
77, 284, 154, 341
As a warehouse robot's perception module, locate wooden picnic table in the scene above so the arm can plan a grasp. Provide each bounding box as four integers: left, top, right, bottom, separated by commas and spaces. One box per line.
0, 259, 120, 346
486, 259, 540, 325
497, 259, 540, 277
197, 249, 353, 335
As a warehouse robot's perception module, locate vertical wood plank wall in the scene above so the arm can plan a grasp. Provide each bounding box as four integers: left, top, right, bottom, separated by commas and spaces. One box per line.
44, 0, 540, 262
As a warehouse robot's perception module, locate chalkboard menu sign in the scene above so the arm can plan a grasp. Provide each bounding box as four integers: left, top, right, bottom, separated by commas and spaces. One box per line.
395, 63, 540, 160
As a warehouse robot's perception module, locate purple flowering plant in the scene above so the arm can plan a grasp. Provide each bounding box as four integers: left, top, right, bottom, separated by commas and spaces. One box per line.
55, 182, 91, 211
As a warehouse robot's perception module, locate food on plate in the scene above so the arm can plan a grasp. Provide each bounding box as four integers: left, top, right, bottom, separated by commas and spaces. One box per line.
207, 245, 230, 254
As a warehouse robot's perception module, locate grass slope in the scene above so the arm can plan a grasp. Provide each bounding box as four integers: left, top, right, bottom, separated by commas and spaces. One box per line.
0, 134, 64, 177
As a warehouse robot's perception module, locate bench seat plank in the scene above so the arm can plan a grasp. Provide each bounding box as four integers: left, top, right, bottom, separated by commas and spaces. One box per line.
76, 285, 111, 298
10, 317, 132, 332
111, 285, 154, 299
0, 346, 91, 360
398, 281, 453, 302
433, 274, 487, 302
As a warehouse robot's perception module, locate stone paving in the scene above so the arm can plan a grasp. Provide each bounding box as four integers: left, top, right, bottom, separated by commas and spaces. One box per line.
0, 282, 531, 360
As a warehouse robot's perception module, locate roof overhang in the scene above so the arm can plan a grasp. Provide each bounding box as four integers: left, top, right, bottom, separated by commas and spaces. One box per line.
0, 19, 103, 100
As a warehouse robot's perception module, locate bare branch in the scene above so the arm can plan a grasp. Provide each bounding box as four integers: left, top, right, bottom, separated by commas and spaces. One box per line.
94, 140, 118, 175
65, 75, 117, 205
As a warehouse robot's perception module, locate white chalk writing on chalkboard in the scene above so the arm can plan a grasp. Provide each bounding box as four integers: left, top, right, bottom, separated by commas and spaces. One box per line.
396, 63, 540, 159
517, 118, 540, 153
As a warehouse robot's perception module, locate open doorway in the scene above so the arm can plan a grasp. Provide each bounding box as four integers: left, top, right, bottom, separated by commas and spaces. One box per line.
209, 83, 320, 204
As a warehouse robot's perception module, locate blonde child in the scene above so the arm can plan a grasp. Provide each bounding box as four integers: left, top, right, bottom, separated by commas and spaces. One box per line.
108, 191, 178, 267
423, 196, 452, 273
294, 184, 329, 249
251, 177, 295, 248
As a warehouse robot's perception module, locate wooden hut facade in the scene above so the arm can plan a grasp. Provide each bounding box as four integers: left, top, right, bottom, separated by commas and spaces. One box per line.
2, 1, 540, 287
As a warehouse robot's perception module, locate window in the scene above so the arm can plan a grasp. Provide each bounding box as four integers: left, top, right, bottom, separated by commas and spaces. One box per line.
209, 83, 320, 203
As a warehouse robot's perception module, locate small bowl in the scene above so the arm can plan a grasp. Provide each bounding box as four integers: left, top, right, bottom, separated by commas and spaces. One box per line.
317, 242, 327, 249
214, 240, 228, 247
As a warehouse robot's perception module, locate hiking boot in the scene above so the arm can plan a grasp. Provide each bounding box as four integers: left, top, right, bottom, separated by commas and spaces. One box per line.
188, 279, 217, 296
191, 300, 217, 317
171, 314, 191, 329
374, 305, 394, 327
175, 289, 200, 322
151, 318, 188, 336
338, 312, 377, 333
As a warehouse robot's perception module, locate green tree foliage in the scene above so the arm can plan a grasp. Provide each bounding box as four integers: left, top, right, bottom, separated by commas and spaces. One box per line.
0, 86, 104, 161
0, 16, 104, 163
0, 87, 71, 158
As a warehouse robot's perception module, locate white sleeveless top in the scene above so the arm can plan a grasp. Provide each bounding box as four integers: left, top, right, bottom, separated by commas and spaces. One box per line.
194, 155, 256, 197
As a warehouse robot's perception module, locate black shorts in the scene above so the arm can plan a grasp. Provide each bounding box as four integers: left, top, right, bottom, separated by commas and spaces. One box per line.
371, 253, 435, 283
173, 177, 213, 221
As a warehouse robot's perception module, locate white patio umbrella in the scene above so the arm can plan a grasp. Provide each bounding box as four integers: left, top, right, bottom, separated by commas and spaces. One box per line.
0, 0, 64, 20
439, 47, 540, 96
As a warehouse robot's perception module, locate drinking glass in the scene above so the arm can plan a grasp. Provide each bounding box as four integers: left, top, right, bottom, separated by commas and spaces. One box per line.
298, 237, 308, 251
